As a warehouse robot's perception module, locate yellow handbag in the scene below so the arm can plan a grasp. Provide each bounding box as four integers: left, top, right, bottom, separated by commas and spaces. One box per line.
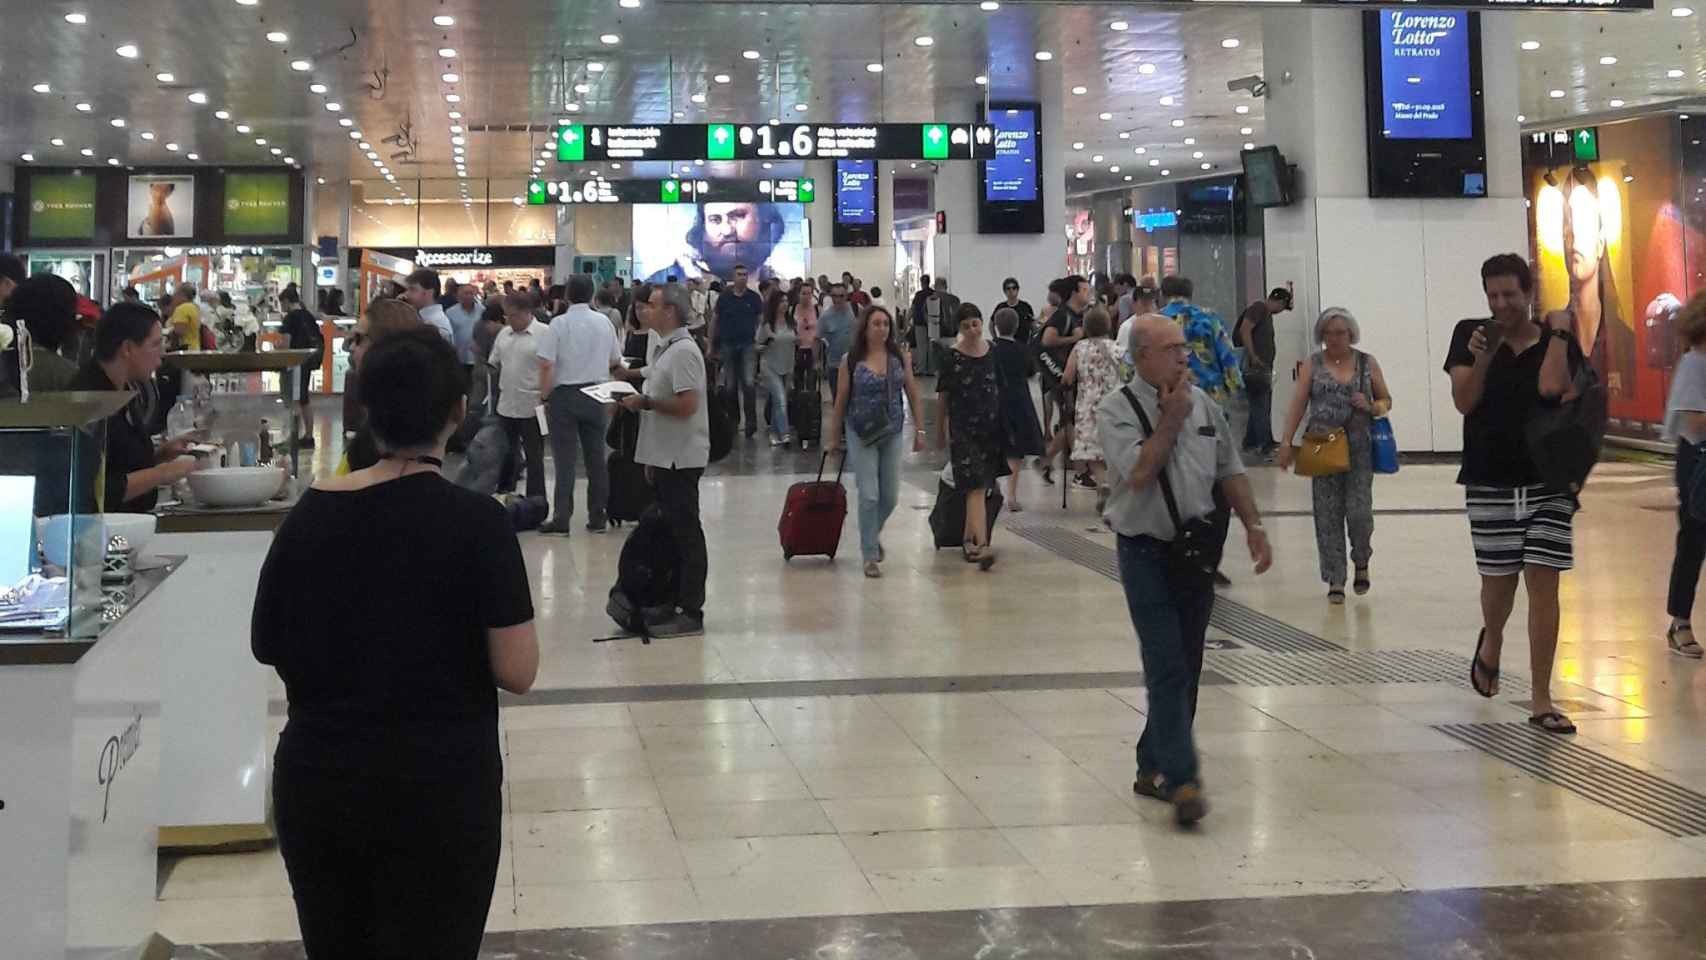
1295, 429, 1351, 477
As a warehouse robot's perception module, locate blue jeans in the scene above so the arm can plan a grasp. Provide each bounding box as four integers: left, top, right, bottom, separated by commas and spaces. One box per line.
719, 342, 759, 433
1117, 535, 1215, 789
762, 368, 791, 439
846, 425, 905, 562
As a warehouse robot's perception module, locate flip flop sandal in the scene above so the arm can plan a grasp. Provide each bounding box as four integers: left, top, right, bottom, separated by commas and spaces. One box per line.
1667, 624, 1704, 659
1470, 628, 1500, 699
1528, 712, 1577, 735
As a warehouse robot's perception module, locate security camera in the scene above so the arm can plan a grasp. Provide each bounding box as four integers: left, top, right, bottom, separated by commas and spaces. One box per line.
1227, 75, 1269, 98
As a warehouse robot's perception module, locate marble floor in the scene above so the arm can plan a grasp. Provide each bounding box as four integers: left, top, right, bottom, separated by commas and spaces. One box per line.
164, 402, 1706, 956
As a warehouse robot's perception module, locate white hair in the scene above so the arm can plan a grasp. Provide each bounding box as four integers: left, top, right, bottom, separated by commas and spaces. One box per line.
1314, 307, 1361, 345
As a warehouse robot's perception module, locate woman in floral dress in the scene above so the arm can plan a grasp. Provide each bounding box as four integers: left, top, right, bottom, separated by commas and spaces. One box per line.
936, 302, 1009, 569
1064, 307, 1122, 513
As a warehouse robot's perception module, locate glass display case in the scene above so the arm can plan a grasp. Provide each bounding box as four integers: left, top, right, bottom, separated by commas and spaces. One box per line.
0, 392, 130, 644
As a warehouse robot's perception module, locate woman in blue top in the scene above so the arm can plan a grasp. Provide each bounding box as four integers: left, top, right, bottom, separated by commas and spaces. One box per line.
1663, 292, 1706, 659
827, 306, 929, 579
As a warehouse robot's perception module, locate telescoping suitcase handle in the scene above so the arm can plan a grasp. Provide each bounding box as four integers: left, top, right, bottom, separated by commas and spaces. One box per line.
817, 451, 846, 485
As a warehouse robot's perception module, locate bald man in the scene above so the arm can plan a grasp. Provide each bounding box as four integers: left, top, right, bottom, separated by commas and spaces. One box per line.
1097, 313, 1272, 828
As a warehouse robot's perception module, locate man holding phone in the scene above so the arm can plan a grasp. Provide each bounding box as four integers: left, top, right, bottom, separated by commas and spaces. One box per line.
1444, 254, 1585, 736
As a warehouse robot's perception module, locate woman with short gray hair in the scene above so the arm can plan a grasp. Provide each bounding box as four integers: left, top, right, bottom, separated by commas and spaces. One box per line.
1277, 307, 1392, 603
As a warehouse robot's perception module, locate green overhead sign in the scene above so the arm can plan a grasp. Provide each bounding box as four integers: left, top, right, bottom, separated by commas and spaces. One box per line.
1571, 126, 1600, 164
224, 173, 291, 236
27, 173, 97, 241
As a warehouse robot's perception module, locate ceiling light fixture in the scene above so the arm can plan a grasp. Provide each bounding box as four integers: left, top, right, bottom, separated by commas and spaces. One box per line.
1111, 19, 1129, 30
187, 91, 209, 105
359, 141, 372, 150
270, 147, 282, 155
74, 102, 92, 112
109, 117, 126, 128
1171, 118, 1186, 127
1675, 5, 1695, 15
1599, 55, 1618, 65
1521, 40, 1541, 51
1670, 68, 1688, 78
1134, 146, 1146, 154
215, 109, 230, 119
155, 72, 174, 83
310, 83, 328, 94
325, 101, 342, 111
600, 33, 621, 44
433, 14, 455, 26
620, 0, 641, 6
1159, 95, 1175, 106
914, 36, 934, 46
32, 82, 50, 94
1119, 131, 1131, 139
690, 92, 707, 103
1201, 162, 1212, 170
1221, 38, 1241, 48
1184, 137, 1197, 145
442, 72, 460, 83
1124, 175, 1133, 181
1034, 50, 1053, 61
186, 152, 198, 160
64, 12, 87, 24
141, 131, 155, 140
742, 50, 761, 60
444, 92, 461, 102
1099, 111, 1113, 120
975, 75, 988, 85
1244, 141, 1255, 150
1138, 63, 1157, 75
981, 1, 1000, 9
114, 44, 139, 58
1162, 169, 1171, 176
19, 153, 33, 162
1092, 154, 1104, 162
451, 135, 466, 146
713, 74, 730, 84
237, 123, 252, 133
1240, 126, 1253, 135
50, 137, 64, 146
290, 59, 311, 71
588, 62, 606, 73
1072, 141, 1084, 150
107, 158, 120, 166
80, 148, 94, 157
1235, 105, 1250, 114
1549, 88, 1565, 98
1072, 85, 1088, 95
1109, 164, 1120, 172
1075, 172, 1085, 179
266, 31, 287, 43
255, 137, 267, 145
166, 142, 179, 151
1192, 150, 1204, 159
795, 102, 809, 111
867, 62, 884, 73
448, 110, 462, 119
1610, 98, 1626, 107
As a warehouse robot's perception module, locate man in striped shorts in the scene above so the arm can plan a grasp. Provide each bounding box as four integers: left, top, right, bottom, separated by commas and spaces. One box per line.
1444, 254, 1585, 735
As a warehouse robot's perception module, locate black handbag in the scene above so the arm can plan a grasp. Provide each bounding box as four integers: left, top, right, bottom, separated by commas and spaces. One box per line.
1525, 363, 1607, 496
1122, 387, 1224, 581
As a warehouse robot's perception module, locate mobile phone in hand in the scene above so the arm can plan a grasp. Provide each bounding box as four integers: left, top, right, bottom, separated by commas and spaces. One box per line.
1481, 320, 1504, 352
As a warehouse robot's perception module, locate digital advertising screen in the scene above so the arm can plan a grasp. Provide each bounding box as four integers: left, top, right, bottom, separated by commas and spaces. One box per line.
833, 160, 878, 247
977, 101, 1044, 234
631, 202, 810, 284
1378, 10, 1473, 139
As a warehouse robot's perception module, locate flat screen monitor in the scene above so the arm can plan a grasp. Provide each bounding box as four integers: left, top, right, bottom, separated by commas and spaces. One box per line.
1363, 9, 1489, 198
630, 202, 810, 284
977, 101, 1044, 234
1241, 147, 1293, 208
833, 159, 879, 247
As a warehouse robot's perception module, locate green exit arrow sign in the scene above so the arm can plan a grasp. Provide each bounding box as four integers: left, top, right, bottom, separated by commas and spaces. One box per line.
707, 124, 736, 161
921, 124, 949, 160
557, 124, 585, 162
797, 178, 815, 203
527, 180, 547, 205
1572, 126, 1599, 164
661, 179, 682, 203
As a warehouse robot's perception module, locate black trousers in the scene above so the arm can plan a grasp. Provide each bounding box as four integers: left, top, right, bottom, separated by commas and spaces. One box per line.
273, 762, 502, 960
1670, 441, 1706, 619
498, 414, 547, 500
651, 466, 707, 620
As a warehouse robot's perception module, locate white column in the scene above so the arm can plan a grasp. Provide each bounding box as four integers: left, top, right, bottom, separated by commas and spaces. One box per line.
1261, 10, 1524, 452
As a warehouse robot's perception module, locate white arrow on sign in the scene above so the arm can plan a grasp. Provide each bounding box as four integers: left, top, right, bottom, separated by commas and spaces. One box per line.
928, 126, 943, 143
1577, 130, 1592, 144
715, 127, 730, 143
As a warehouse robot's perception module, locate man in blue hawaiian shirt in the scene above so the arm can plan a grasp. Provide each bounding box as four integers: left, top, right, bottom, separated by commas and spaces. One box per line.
1159, 275, 1242, 587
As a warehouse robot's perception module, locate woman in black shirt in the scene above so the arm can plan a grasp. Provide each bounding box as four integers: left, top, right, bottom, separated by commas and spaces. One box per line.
254, 327, 538, 957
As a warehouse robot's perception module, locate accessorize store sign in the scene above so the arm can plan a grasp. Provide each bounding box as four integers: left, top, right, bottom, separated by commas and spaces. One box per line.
223, 172, 291, 236
27, 173, 97, 241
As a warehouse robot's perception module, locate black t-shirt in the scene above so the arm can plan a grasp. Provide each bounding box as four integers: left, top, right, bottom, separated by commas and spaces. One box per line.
992, 299, 1037, 343
1236, 302, 1276, 369
1044, 306, 1083, 369
282, 307, 321, 351
252, 473, 534, 782
1444, 318, 1586, 488
68, 359, 159, 513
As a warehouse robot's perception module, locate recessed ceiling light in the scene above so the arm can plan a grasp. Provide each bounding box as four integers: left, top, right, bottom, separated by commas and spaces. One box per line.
141, 131, 155, 140
1075, 171, 1085, 179
50, 137, 64, 146
448, 110, 462, 119
914, 36, 934, 46
1670, 68, 1688, 78
1221, 38, 1241, 48
109, 117, 126, 128
284, 156, 296, 164
690, 92, 707, 103
165, 142, 178, 151
599, 33, 620, 44
155, 72, 174, 83
215, 110, 230, 119
1162, 169, 1171, 176
349, 130, 360, 139
563, 102, 581, 112
1111, 20, 1129, 30
1192, 151, 1204, 159
1244, 142, 1256, 151
1521, 40, 1541, 51
433, 14, 455, 26
981, 1, 1000, 10
74, 102, 92, 112
235, 0, 257, 5
1183, 137, 1196, 145
115, 44, 139, 58
1072, 85, 1088, 95
1171, 118, 1186, 127
325, 101, 342, 111
1201, 162, 1212, 170
270, 147, 282, 155
1134, 146, 1147, 155
1124, 175, 1132, 181
266, 31, 287, 43
1517, 114, 1526, 123
1072, 141, 1084, 150
761, 161, 774, 169
1675, 5, 1695, 15
713, 73, 730, 84
1034, 51, 1053, 61
255, 137, 267, 144
1240, 126, 1253, 135
1235, 105, 1250, 114
187, 152, 198, 160
19, 152, 33, 162
186, 91, 209, 106
32, 82, 50, 94
451, 135, 466, 146
444, 93, 461, 102
794, 103, 809, 111
742, 50, 761, 60
1159, 95, 1175, 106
237, 123, 252, 133
673, 111, 685, 118
1108, 164, 1120, 173
1138, 63, 1157, 75
1610, 98, 1626, 107
80, 147, 94, 156
1092, 154, 1104, 162
1549, 88, 1565, 98
1599, 55, 1618, 65
975, 75, 988, 85
442, 72, 460, 83
107, 157, 120, 166
866, 62, 884, 73
64, 12, 86, 24
1099, 112, 1113, 120
574, 83, 592, 95
620, 0, 641, 7
290, 59, 311, 71
309, 83, 328, 94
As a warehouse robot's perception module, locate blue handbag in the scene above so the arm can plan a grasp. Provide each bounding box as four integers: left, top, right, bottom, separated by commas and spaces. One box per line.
1371, 417, 1400, 474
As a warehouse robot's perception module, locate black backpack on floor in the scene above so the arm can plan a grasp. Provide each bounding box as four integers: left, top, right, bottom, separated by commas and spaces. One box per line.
606, 505, 681, 636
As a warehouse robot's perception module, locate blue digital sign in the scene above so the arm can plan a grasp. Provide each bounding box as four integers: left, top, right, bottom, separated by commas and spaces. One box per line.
985, 108, 1037, 202
1379, 9, 1472, 140
1132, 209, 1178, 233
834, 160, 876, 225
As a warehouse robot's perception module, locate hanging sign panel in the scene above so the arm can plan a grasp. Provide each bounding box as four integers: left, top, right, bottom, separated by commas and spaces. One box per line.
555, 122, 996, 163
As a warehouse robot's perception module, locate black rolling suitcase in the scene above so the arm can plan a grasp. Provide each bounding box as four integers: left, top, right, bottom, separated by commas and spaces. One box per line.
605, 407, 654, 525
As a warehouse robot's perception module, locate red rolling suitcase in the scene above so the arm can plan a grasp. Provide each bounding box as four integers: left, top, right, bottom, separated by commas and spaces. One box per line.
778, 453, 847, 560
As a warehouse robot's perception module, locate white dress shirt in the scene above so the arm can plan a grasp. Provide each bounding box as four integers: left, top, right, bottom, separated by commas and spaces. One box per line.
490, 321, 543, 418
537, 303, 622, 388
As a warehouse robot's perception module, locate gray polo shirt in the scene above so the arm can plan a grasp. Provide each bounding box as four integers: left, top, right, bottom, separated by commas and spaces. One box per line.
636, 327, 710, 470
1097, 377, 1245, 539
